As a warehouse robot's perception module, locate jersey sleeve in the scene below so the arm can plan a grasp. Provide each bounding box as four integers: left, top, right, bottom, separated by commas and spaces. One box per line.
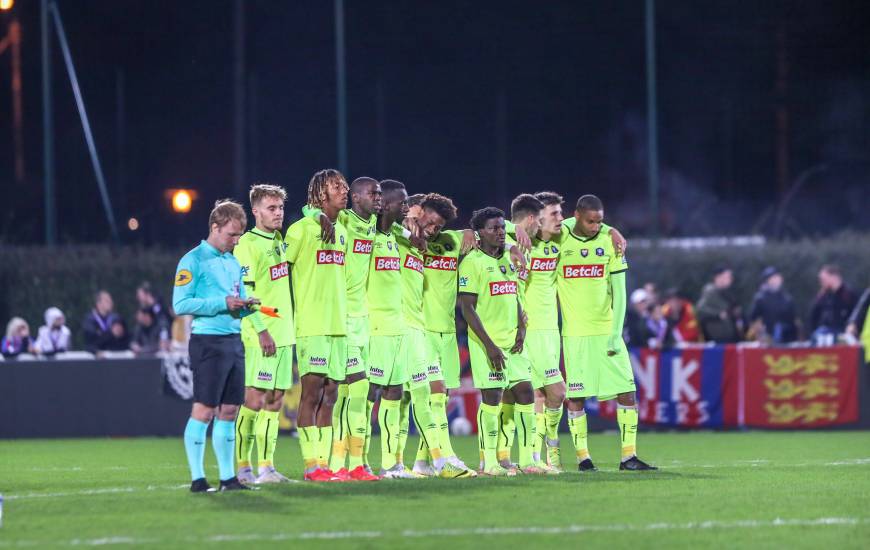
233, 240, 263, 330
284, 222, 303, 264
608, 228, 628, 274
457, 255, 479, 295
172, 254, 226, 317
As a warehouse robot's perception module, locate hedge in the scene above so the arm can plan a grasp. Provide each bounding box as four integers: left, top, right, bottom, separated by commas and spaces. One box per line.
2, 232, 868, 347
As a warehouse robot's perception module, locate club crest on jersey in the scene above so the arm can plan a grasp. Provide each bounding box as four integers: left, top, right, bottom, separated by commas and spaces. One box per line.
581, 249, 589, 257
551, 245, 558, 253
240, 265, 250, 277
458, 276, 469, 287
269, 262, 289, 281
340, 235, 345, 245
500, 265, 507, 274
509, 264, 516, 272
444, 243, 454, 252
595, 247, 605, 256
544, 246, 550, 255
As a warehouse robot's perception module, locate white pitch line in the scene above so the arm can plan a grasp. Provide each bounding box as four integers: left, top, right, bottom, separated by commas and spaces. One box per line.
5, 485, 187, 501
0, 517, 866, 547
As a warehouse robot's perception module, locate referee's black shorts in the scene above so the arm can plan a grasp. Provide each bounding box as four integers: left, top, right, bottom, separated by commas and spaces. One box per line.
189, 334, 245, 407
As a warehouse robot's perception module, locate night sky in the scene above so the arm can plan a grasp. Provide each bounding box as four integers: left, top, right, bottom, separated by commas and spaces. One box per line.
1, 1, 868, 245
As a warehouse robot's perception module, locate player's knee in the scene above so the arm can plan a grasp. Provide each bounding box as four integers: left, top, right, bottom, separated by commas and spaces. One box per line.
217, 404, 240, 421
545, 384, 566, 407
480, 389, 501, 406
384, 385, 403, 400
512, 383, 534, 406
321, 386, 338, 408
566, 397, 585, 411
616, 392, 636, 407
265, 390, 284, 411
430, 380, 446, 394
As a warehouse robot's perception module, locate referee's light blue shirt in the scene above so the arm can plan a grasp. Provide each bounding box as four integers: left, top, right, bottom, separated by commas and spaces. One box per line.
172, 240, 248, 335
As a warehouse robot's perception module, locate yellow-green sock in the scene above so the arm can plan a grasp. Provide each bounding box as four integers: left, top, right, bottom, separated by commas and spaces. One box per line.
533, 411, 546, 462
378, 398, 401, 470
363, 399, 374, 466
255, 409, 280, 469
329, 385, 349, 472
567, 409, 590, 462
617, 405, 639, 461
396, 393, 411, 465
478, 402, 500, 470
514, 402, 536, 468
497, 403, 515, 463
410, 385, 442, 464
545, 406, 563, 444
430, 392, 455, 457
346, 379, 370, 469
317, 425, 333, 469
299, 426, 319, 471
235, 405, 258, 468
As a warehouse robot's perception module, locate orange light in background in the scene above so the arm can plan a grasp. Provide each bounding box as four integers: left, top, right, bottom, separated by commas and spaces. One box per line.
0, 0, 14, 12
127, 217, 140, 231
171, 189, 193, 213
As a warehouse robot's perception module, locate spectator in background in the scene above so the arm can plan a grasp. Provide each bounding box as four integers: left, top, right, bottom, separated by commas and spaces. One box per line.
131, 308, 161, 356
810, 265, 857, 338
696, 267, 743, 343
663, 288, 702, 344
34, 307, 71, 356
625, 288, 653, 347
82, 290, 122, 353
136, 282, 172, 350
643, 282, 660, 306
2, 317, 35, 359
105, 318, 131, 352
845, 281, 870, 344
747, 267, 800, 344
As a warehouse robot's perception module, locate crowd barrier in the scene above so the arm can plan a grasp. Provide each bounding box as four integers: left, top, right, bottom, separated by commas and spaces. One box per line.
1, 346, 866, 438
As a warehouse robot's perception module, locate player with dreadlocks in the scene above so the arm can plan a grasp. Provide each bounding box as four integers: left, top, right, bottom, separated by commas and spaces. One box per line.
284, 169, 351, 481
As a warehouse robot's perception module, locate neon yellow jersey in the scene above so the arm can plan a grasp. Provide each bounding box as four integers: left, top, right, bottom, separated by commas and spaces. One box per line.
367, 229, 404, 336
284, 216, 348, 337
556, 225, 627, 337
398, 240, 425, 330
458, 248, 521, 349
423, 230, 463, 333
234, 228, 295, 347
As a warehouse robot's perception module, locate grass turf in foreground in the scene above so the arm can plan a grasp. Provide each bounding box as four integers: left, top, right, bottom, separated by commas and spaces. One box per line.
0, 431, 868, 549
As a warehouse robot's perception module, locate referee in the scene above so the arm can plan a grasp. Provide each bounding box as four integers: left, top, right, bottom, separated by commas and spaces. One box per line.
173, 200, 259, 492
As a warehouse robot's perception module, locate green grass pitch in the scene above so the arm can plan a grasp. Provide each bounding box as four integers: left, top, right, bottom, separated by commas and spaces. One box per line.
1, 432, 868, 548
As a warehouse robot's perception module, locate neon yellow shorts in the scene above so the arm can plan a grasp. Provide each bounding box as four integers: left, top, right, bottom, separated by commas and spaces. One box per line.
368, 334, 408, 387
244, 344, 293, 391
562, 335, 635, 400
345, 315, 369, 376
468, 337, 531, 390
296, 335, 347, 382
424, 331, 461, 389
401, 327, 429, 390
526, 329, 564, 389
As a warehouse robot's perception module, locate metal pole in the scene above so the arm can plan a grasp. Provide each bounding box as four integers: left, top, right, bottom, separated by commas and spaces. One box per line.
42, 0, 56, 245
334, 0, 347, 174
9, 19, 24, 183
115, 68, 127, 218
233, 0, 245, 198
645, 0, 659, 239
49, 2, 120, 243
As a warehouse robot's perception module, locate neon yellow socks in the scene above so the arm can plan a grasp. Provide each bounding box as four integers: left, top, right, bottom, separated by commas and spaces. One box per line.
617, 405, 639, 461
378, 398, 401, 470
318, 425, 333, 469
363, 399, 374, 466
396, 393, 411, 465
533, 411, 546, 462
430, 392, 455, 457
299, 425, 319, 471
410, 386, 442, 463
497, 403, 515, 462
256, 409, 280, 468
513, 402, 536, 468
545, 406, 563, 442
477, 402, 500, 470
329, 384, 349, 471
235, 405, 258, 468
567, 409, 589, 462
346, 379, 369, 469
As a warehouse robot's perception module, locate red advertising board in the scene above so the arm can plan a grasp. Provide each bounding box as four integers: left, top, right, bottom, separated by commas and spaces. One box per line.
736, 347, 860, 428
